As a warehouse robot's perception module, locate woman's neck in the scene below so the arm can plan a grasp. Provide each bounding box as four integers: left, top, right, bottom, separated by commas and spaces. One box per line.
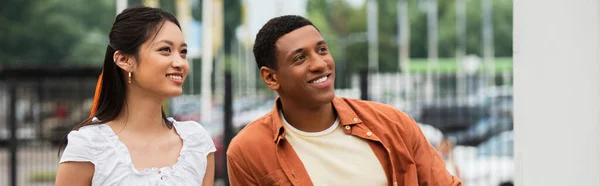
111, 86, 167, 135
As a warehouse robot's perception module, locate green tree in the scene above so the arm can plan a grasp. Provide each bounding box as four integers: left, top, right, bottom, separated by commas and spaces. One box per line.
306, 0, 513, 77
0, 0, 115, 66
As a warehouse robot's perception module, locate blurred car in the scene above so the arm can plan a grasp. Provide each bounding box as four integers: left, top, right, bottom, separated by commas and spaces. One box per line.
455, 131, 514, 186
419, 102, 490, 132
0, 126, 36, 146
43, 99, 94, 146
477, 131, 513, 157
447, 115, 513, 146
417, 123, 444, 147
446, 86, 513, 146
419, 85, 513, 132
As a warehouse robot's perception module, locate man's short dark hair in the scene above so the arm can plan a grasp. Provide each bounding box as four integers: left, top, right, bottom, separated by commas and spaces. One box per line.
253, 15, 317, 70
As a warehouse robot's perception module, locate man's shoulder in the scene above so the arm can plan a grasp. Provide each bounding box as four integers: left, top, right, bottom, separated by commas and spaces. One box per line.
227, 111, 277, 156
336, 97, 407, 117
336, 97, 417, 134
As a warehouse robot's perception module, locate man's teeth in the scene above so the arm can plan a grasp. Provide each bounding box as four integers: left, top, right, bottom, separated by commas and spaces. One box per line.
311, 76, 327, 84
167, 75, 182, 80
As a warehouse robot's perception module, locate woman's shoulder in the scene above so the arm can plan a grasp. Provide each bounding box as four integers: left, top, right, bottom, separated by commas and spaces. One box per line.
61, 123, 114, 164
170, 118, 216, 153
65, 118, 117, 151
170, 118, 211, 136
69, 123, 111, 141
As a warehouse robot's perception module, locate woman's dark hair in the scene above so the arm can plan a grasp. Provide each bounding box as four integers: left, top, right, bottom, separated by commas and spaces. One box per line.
59, 5, 181, 152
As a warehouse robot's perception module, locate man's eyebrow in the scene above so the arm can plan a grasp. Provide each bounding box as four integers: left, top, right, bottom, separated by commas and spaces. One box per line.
316, 40, 327, 46
291, 48, 304, 55
285, 47, 305, 61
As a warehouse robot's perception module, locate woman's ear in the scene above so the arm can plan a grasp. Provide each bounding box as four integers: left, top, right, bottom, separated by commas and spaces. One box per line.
260, 66, 280, 91
113, 51, 135, 72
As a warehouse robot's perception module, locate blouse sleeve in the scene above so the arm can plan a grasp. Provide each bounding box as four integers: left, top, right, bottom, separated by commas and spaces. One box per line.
60, 129, 96, 164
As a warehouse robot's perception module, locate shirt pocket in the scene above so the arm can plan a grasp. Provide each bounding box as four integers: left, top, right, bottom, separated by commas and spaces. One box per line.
259, 169, 293, 186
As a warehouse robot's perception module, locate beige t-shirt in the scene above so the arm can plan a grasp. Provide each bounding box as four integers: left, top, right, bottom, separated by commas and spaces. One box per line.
280, 111, 388, 186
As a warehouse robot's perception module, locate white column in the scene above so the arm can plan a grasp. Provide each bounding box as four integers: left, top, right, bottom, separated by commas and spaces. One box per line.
514, 0, 600, 185
176, 0, 192, 46
367, 0, 379, 72
201, 0, 214, 123
425, 0, 438, 105
398, 0, 410, 108
481, 0, 495, 87
455, 0, 466, 103
116, 0, 128, 15
142, 0, 159, 7
176, 0, 192, 95
213, 0, 224, 104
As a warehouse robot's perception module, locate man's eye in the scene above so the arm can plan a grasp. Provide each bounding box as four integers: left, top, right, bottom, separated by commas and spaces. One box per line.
295, 55, 306, 62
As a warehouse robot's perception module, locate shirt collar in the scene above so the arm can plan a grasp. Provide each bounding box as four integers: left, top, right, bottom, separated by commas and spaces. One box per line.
271, 96, 363, 143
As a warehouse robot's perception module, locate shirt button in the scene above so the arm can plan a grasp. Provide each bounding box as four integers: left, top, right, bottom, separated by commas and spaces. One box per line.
393, 181, 398, 186
353, 118, 358, 122
345, 126, 351, 130
367, 131, 373, 136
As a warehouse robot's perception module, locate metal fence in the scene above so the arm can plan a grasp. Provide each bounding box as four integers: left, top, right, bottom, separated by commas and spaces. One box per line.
353, 67, 514, 186
1, 65, 513, 186
216, 65, 513, 186
0, 67, 100, 186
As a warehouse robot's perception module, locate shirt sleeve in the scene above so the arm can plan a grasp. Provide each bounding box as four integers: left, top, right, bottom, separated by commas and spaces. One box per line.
60, 130, 95, 164
407, 115, 462, 186
227, 146, 259, 186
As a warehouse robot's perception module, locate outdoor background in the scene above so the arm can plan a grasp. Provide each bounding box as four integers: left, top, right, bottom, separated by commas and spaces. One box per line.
0, 0, 513, 185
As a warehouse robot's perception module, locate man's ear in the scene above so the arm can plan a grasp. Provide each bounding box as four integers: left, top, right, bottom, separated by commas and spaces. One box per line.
113, 51, 136, 72
260, 66, 280, 91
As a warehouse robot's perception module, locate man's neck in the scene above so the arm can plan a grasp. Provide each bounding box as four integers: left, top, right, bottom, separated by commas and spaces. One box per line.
279, 98, 336, 132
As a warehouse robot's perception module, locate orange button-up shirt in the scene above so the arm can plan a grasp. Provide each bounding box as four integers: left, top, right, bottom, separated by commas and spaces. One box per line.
227, 97, 462, 186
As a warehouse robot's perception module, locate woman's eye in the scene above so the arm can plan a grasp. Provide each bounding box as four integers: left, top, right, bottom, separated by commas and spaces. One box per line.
159, 47, 171, 52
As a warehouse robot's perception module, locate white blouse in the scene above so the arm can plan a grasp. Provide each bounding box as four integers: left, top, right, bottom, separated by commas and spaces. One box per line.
60, 118, 216, 186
